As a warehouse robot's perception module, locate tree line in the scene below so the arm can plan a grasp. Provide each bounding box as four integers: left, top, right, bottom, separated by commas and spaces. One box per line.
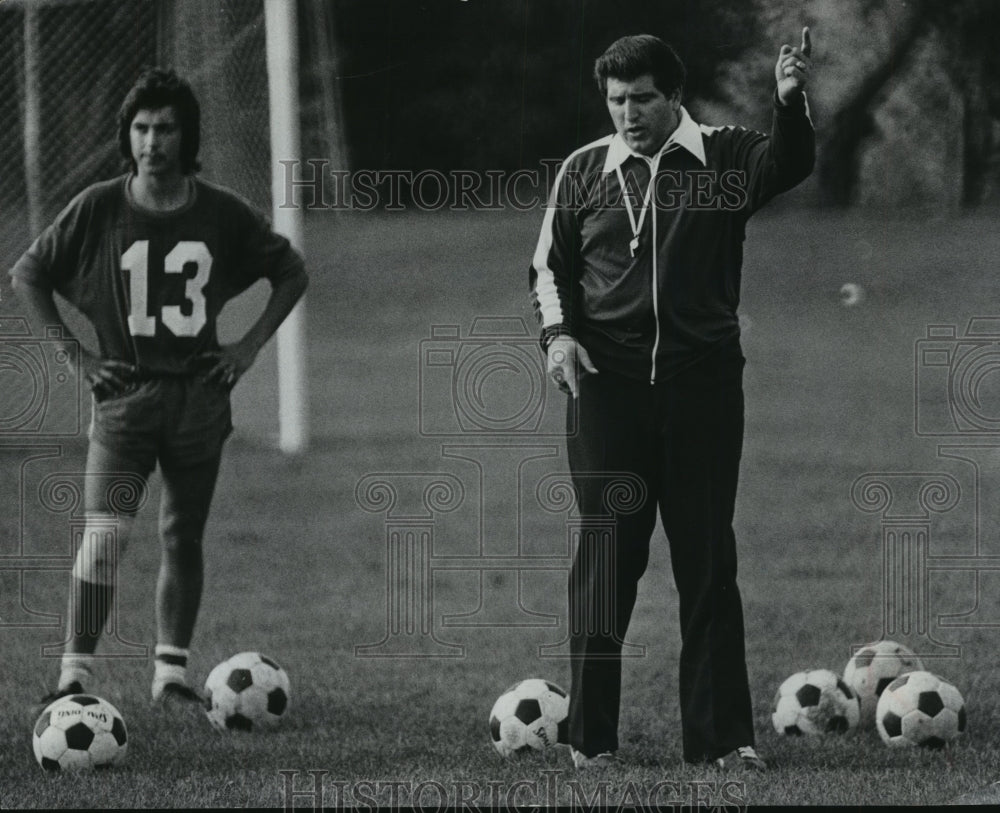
315, 0, 1000, 208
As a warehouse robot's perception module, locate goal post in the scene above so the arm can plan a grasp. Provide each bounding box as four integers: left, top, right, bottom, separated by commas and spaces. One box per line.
1, 0, 312, 453
264, 0, 309, 454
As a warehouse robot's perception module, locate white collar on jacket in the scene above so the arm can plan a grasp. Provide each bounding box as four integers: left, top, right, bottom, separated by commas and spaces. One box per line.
602, 106, 707, 172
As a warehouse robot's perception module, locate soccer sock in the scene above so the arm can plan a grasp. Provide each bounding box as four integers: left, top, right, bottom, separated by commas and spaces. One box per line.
152, 644, 190, 694
58, 576, 111, 691
70, 577, 114, 646
58, 653, 94, 691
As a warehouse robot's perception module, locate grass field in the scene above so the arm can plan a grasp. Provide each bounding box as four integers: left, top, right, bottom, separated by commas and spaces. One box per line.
3, 207, 1000, 808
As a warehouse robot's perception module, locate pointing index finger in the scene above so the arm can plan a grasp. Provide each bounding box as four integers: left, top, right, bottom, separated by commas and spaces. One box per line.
801, 26, 812, 58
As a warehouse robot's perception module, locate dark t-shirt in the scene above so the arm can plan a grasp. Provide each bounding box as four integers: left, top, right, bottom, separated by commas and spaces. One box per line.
10, 174, 305, 375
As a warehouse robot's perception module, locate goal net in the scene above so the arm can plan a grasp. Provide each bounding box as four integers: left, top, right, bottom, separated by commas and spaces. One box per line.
0, 0, 293, 444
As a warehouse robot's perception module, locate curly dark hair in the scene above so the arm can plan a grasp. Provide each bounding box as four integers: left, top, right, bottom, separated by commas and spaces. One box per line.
594, 35, 687, 99
117, 67, 201, 174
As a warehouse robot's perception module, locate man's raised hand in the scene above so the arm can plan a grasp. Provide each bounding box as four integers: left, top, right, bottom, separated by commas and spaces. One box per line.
776, 26, 811, 105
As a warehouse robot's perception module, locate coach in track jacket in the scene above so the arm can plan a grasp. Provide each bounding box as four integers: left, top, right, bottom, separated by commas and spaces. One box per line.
529, 31, 814, 770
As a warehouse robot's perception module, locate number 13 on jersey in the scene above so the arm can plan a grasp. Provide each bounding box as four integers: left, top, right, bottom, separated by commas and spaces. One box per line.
122, 240, 212, 337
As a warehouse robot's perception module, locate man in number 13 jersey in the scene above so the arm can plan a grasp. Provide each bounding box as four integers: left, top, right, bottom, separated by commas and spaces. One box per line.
11, 68, 309, 706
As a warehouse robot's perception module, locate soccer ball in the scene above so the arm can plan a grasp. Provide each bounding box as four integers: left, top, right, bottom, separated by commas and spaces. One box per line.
204, 651, 291, 731
772, 668, 860, 736
875, 670, 966, 749
488, 678, 569, 757
843, 640, 923, 727
32, 694, 127, 771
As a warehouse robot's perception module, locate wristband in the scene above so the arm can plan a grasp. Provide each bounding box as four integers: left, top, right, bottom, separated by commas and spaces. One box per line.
540, 325, 571, 351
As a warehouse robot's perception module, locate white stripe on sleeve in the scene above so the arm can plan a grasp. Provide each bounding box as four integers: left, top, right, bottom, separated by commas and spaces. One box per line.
531, 161, 569, 328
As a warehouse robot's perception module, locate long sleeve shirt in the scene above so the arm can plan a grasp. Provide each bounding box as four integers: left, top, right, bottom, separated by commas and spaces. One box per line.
530, 93, 815, 383
10, 175, 305, 376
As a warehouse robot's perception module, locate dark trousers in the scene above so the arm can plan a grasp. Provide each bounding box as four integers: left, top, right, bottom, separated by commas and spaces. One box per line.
566, 356, 754, 762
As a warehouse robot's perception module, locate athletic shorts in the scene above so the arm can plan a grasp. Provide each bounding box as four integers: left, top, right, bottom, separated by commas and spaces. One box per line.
88, 377, 233, 471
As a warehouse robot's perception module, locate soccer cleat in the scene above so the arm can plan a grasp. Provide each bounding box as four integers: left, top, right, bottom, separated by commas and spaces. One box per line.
37, 681, 85, 708
32, 681, 85, 717
711, 745, 767, 772
152, 681, 204, 704
571, 747, 617, 770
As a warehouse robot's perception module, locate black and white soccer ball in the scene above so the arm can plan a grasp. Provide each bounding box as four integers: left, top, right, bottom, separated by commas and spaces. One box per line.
875, 670, 966, 749
843, 640, 923, 727
488, 678, 569, 757
772, 668, 860, 736
32, 693, 128, 771
204, 651, 291, 731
